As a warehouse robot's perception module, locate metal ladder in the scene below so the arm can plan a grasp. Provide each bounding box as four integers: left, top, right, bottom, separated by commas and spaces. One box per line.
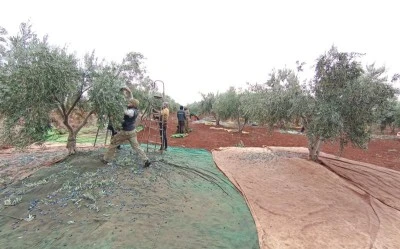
139, 80, 165, 153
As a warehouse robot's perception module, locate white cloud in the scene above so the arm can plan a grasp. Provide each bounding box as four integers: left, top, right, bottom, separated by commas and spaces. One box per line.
1, 0, 399, 104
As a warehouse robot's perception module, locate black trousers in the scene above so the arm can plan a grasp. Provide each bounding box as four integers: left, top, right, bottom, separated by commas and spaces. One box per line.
107, 123, 120, 149
159, 123, 167, 149
178, 120, 185, 133
107, 124, 118, 136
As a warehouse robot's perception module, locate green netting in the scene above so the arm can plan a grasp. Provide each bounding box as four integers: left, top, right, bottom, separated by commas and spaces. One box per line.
0, 146, 259, 249
170, 133, 188, 138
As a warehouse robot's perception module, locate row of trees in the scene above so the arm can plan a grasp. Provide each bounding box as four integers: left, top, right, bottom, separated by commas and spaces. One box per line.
192, 47, 399, 160
1, 23, 398, 161
0, 22, 175, 154
376, 99, 400, 134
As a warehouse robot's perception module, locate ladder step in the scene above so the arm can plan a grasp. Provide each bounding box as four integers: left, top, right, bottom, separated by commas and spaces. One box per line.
147, 140, 162, 145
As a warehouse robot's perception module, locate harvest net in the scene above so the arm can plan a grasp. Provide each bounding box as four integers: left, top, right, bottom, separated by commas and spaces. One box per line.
0, 146, 259, 249
213, 147, 400, 249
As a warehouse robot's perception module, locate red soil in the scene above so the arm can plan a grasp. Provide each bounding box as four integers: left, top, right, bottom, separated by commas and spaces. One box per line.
139, 117, 400, 172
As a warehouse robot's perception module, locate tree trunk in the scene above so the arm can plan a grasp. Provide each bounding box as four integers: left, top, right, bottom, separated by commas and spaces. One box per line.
62, 110, 94, 155
67, 131, 77, 155
237, 117, 248, 133
380, 123, 386, 134
308, 136, 322, 161
62, 116, 77, 155
237, 116, 241, 133
390, 124, 395, 134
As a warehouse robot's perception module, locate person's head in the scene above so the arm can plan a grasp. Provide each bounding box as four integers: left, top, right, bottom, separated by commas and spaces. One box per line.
184, 107, 187, 111
180, 105, 184, 110
127, 98, 139, 108
162, 102, 169, 109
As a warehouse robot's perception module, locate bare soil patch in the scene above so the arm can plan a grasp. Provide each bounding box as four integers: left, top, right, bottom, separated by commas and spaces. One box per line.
141, 116, 400, 171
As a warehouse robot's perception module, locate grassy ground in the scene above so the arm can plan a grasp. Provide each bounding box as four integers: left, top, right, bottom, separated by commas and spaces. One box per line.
45, 126, 145, 144
45, 127, 106, 144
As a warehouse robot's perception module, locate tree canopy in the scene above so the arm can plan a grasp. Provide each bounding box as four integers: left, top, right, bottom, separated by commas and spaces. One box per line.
0, 22, 159, 153
1, 23, 398, 160
213, 87, 249, 132
196, 46, 398, 161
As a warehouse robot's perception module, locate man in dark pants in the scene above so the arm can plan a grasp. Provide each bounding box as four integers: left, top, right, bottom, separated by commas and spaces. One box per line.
102, 98, 151, 167
107, 121, 121, 149
159, 102, 169, 151
177, 105, 186, 134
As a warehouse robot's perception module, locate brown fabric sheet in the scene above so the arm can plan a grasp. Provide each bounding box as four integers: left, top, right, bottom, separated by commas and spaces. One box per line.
212, 147, 400, 249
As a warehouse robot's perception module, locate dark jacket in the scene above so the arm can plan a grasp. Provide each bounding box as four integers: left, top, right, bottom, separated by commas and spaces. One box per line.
122, 107, 138, 131
177, 110, 186, 122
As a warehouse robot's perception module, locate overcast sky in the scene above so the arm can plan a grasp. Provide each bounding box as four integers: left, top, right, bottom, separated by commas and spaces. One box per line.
1, 0, 399, 105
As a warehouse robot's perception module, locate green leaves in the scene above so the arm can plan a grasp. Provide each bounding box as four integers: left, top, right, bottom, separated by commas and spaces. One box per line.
0, 23, 79, 147
314, 46, 364, 96
244, 68, 310, 129
0, 23, 151, 150
394, 102, 400, 128
311, 50, 396, 154
239, 46, 397, 160
200, 92, 217, 115
89, 67, 125, 128
214, 87, 239, 121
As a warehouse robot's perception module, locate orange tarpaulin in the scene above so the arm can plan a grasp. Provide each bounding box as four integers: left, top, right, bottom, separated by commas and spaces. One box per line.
212, 147, 400, 249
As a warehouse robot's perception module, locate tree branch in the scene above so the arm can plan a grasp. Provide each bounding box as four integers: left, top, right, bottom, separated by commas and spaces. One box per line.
66, 84, 93, 117
56, 97, 73, 133
53, 94, 67, 118
63, 117, 73, 133
56, 106, 64, 118
82, 85, 92, 94
66, 91, 83, 117
75, 110, 95, 134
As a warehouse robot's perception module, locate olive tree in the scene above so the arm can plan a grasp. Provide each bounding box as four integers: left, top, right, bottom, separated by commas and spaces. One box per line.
213, 87, 249, 132
186, 101, 201, 117
394, 101, 400, 129
246, 46, 397, 161
309, 48, 397, 160
199, 92, 220, 125
0, 23, 146, 154
247, 68, 310, 129
0, 26, 7, 58
375, 99, 398, 134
